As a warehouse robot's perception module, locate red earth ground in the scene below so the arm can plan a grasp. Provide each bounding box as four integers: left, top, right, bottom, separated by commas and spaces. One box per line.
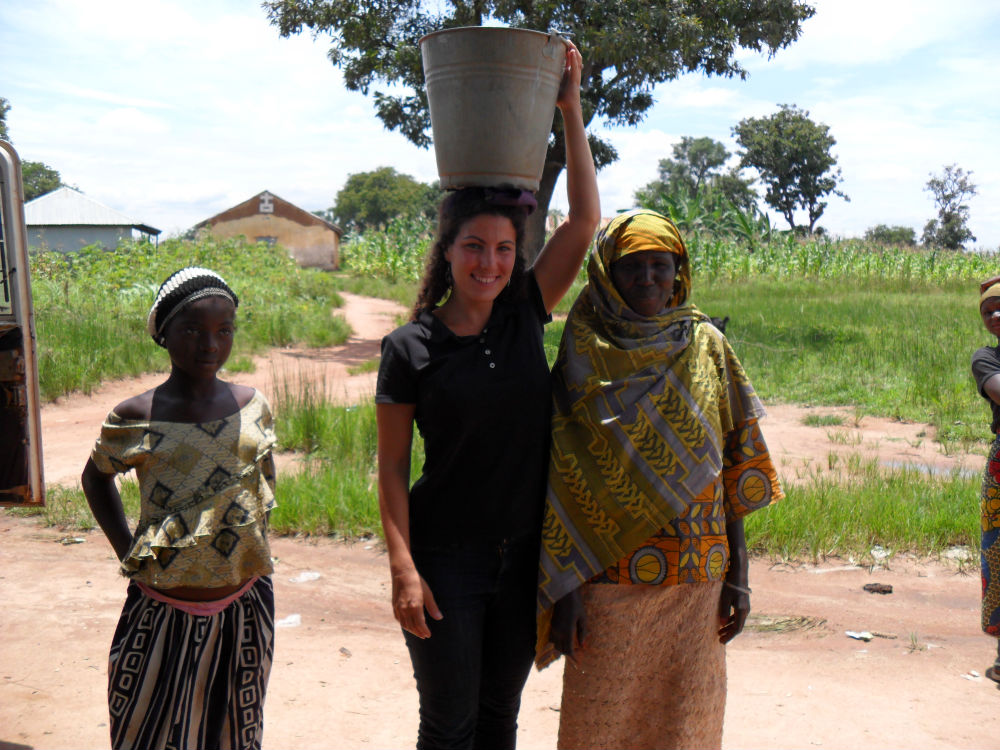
1, 292, 997, 749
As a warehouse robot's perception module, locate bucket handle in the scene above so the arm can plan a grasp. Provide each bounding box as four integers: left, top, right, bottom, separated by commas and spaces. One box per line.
543, 28, 568, 59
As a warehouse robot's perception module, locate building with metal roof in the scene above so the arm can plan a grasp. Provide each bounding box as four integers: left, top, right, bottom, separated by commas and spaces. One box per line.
24, 187, 160, 253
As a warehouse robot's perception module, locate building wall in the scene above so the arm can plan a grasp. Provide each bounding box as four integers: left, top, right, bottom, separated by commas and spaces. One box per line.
28, 226, 131, 253
206, 214, 339, 270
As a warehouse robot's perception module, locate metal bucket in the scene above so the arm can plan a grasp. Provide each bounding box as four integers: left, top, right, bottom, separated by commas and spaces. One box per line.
420, 27, 565, 191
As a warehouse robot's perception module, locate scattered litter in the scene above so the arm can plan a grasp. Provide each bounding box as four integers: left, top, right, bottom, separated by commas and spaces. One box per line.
57, 536, 85, 545
339, 647, 352, 658
289, 570, 321, 583
845, 630, 873, 641
747, 614, 826, 633
363, 544, 374, 550
970, 670, 981, 678
276, 614, 301, 628
962, 671, 980, 681
870, 545, 890, 560
863, 583, 893, 595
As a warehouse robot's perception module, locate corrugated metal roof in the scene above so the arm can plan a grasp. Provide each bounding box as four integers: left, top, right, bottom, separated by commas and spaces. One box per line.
24, 187, 160, 234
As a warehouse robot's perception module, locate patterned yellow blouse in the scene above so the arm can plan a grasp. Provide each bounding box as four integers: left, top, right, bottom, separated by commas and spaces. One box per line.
90, 390, 277, 589
592, 419, 780, 586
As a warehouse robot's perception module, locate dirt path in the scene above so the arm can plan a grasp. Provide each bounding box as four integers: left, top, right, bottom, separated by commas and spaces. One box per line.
3, 293, 998, 749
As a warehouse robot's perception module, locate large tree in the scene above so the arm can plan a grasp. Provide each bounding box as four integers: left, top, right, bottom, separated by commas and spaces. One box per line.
922, 164, 977, 250
265, 1, 815, 257
333, 166, 442, 233
733, 104, 846, 233
635, 136, 756, 213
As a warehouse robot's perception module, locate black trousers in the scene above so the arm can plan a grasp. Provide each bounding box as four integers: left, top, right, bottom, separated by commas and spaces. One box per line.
404, 536, 539, 750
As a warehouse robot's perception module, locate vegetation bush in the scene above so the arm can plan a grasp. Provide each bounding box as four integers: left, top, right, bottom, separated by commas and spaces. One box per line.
30, 236, 349, 400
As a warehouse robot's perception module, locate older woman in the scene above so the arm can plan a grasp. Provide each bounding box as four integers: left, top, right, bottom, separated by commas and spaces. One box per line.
536, 209, 783, 749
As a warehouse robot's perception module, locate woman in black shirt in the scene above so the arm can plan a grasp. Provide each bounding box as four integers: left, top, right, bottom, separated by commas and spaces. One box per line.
375, 41, 599, 749
971, 275, 1000, 683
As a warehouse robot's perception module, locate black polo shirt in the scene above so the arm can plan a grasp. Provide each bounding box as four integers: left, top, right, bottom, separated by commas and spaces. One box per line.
973, 344, 1000, 434
376, 275, 552, 546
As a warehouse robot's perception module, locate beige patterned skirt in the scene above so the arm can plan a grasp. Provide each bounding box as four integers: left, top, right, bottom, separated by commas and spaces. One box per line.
558, 581, 726, 750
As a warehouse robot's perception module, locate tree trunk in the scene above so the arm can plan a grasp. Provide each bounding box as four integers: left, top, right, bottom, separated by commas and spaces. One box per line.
525, 159, 565, 264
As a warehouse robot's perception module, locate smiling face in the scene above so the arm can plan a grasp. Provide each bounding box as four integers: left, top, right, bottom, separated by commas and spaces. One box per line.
610, 250, 678, 317
982, 296, 1000, 340
444, 213, 517, 307
162, 296, 236, 379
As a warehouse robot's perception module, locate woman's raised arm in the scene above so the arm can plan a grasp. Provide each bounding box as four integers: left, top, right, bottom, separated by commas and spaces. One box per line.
533, 41, 601, 314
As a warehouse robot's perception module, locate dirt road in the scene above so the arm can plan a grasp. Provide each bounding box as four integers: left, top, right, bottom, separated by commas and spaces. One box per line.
2, 292, 997, 749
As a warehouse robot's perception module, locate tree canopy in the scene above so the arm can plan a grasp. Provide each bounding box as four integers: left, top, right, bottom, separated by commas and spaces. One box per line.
733, 104, 846, 233
333, 166, 441, 234
922, 164, 977, 250
21, 161, 62, 202
265, 0, 815, 255
635, 136, 756, 213
0, 97, 10, 142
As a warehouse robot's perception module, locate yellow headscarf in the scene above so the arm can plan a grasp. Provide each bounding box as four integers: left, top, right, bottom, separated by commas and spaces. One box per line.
980, 276, 1000, 307
597, 209, 690, 308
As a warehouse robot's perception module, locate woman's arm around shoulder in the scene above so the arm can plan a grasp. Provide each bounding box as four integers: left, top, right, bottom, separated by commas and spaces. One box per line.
533, 41, 601, 314
376, 402, 442, 638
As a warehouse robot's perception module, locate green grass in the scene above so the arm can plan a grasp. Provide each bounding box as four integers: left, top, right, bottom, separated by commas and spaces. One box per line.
19, 231, 1000, 555
31, 237, 349, 401
802, 413, 845, 427
747, 456, 980, 561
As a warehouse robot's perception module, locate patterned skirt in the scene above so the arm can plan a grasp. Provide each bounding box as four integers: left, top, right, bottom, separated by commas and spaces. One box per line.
107, 576, 275, 750
558, 581, 726, 750
981, 438, 1000, 636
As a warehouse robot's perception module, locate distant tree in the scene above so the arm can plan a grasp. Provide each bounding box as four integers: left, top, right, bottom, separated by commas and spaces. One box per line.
333, 166, 442, 234
21, 161, 61, 201
265, 0, 815, 258
864, 224, 916, 246
922, 164, 977, 250
733, 104, 847, 233
21, 161, 62, 202
635, 136, 756, 215
0, 97, 10, 142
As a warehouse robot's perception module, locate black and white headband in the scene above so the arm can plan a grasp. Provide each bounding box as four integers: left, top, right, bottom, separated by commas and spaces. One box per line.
146, 267, 239, 346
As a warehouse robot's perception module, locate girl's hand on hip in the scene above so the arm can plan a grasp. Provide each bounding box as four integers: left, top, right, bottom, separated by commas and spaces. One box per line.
391, 567, 443, 639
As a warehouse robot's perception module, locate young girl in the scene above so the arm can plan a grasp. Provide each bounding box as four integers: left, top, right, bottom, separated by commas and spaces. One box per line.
971, 274, 1000, 683
81, 267, 277, 750
375, 41, 600, 749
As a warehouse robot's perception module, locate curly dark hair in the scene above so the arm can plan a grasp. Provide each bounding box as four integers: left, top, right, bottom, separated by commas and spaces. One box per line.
411, 188, 529, 320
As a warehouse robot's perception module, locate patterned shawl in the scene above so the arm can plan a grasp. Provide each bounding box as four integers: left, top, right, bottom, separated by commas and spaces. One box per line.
536, 210, 766, 661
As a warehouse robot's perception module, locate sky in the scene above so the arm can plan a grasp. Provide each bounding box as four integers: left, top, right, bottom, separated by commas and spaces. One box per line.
2, 0, 999, 248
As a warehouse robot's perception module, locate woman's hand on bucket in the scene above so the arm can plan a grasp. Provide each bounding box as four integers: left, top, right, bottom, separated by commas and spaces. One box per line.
556, 40, 584, 112
392, 565, 443, 638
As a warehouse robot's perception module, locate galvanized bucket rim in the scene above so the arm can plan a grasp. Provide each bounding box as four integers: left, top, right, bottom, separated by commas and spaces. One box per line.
418, 25, 557, 48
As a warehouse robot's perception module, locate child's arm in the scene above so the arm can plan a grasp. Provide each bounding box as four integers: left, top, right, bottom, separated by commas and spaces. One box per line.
81, 458, 132, 561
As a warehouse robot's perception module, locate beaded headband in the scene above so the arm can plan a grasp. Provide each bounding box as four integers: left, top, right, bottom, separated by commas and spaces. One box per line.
146, 267, 238, 346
